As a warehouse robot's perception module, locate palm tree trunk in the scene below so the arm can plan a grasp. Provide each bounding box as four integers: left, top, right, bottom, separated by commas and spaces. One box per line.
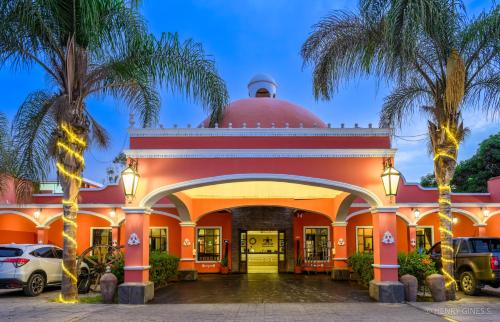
431, 120, 459, 301
57, 121, 86, 303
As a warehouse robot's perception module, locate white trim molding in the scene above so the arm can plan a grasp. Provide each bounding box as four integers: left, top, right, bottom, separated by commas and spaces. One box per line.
123, 148, 396, 159
372, 264, 400, 269
124, 265, 151, 271
180, 258, 195, 261
370, 207, 399, 213
333, 258, 348, 261
122, 207, 152, 214
180, 221, 196, 227
332, 221, 348, 227
129, 127, 393, 138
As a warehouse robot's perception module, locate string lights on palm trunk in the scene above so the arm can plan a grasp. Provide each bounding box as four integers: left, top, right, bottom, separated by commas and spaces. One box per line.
56, 122, 86, 303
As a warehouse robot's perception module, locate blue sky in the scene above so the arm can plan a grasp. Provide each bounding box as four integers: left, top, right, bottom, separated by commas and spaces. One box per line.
0, 0, 497, 183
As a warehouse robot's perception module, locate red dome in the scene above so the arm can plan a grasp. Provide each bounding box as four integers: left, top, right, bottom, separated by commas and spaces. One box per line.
202, 98, 326, 128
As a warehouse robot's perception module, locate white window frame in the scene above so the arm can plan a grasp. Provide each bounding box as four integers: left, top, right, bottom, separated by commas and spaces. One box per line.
90, 227, 112, 248
355, 226, 374, 254
416, 225, 434, 250
195, 226, 222, 263
303, 226, 331, 262
149, 226, 169, 253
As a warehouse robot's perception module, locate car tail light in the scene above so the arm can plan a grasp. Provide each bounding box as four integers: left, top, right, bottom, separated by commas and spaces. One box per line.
491, 256, 499, 270
1, 258, 30, 268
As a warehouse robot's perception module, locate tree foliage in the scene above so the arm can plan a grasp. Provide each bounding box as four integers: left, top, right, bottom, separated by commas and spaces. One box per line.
420, 133, 500, 192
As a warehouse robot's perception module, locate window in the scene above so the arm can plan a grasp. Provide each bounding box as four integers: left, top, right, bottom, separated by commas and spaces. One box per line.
356, 227, 373, 253
457, 239, 470, 253
304, 227, 330, 261
31, 246, 55, 258
91, 228, 112, 247
416, 226, 433, 251
53, 248, 63, 259
150, 228, 168, 252
197, 228, 221, 261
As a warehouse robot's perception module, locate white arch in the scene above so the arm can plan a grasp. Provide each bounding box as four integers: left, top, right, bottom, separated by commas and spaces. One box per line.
416, 208, 481, 225
139, 173, 384, 209
0, 210, 39, 225
42, 210, 115, 227
485, 210, 500, 222
345, 209, 412, 225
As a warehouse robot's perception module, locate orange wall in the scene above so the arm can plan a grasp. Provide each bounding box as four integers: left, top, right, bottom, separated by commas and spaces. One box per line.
396, 217, 408, 253
0, 214, 37, 244
417, 212, 477, 242
195, 212, 232, 273
485, 215, 500, 236
293, 212, 332, 262
47, 214, 111, 254
347, 213, 372, 256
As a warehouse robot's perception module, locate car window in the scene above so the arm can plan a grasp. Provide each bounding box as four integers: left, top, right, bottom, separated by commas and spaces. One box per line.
0, 247, 23, 257
32, 246, 56, 258
471, 239, 500, 252
453, 239, 459, 252
53, 248, 63, 259
458, 240, 470, 253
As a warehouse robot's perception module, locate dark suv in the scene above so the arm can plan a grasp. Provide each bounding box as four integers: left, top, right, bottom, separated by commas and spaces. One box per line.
429, 238, 500, 295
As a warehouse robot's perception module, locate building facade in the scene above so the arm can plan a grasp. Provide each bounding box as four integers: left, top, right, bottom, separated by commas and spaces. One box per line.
1, 74, 499, 302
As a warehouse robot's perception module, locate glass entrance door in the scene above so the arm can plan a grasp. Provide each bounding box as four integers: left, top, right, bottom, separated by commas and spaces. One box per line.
246, 231, 279, 273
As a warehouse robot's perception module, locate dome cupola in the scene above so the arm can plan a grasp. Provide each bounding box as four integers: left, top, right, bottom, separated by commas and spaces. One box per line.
248, 73, 277, 98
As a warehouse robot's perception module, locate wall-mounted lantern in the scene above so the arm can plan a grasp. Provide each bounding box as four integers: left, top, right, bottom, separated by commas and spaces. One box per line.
33, 209, 41, 220
482, 207, 490, 218
381, 158, 401, 196
121, 158, 139, 202
109, 208, 116, 218
413, 208, 420, 219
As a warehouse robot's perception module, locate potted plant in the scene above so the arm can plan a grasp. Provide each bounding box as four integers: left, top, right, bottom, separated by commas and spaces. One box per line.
294, 255, 303, 274
220, 256, 230, 274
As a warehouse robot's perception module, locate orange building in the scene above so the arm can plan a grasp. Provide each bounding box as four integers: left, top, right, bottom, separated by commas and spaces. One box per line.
1, 74, 499, 303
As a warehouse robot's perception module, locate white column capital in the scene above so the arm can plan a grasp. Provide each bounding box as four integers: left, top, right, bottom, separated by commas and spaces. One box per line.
332, 221, 347, 227
179, 221, 196, 227
122, 207, 152, 214
370, 206, 399, 214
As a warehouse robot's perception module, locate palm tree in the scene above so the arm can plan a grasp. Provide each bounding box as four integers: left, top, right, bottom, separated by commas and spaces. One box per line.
0, 0, 228, 302
302, 0, 499, 299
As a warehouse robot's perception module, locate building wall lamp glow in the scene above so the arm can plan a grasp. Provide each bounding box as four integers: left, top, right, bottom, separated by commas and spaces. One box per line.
109, 208, 116, 218
452, 217, 458, 225
381, 158, 401, 197
482, 207, 490, 218
412, 208, 420, 219
33, 209, 41, 220
121, 158, 140, 203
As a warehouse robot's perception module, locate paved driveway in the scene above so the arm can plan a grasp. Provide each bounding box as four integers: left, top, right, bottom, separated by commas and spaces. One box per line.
152, 273, 371, 304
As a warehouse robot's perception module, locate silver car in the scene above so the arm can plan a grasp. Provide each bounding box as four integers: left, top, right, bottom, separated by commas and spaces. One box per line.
0, 244, 89, 296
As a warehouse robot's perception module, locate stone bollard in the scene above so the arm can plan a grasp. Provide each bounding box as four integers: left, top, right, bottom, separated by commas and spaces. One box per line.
426, 274, 446, 302
400, 274, 418, 302
100, 266, 118, 304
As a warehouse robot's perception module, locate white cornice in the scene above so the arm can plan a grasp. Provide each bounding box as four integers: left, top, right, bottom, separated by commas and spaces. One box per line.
128, 127, 392, 137
123, 148, 396, 159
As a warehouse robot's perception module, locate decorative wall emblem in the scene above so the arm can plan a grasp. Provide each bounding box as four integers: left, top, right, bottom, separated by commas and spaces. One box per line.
410, 239, 416, 247
337, 238, 345, 246
183, 238, 191, 246
382, 231, 395, 244
128, 233, 140, 246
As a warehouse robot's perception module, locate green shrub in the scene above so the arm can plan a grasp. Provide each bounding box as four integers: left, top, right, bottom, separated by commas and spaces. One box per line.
106, 251, 179, 288
348, 253, 374, 286
149, 252, 180, 288
398, 251, 437, 289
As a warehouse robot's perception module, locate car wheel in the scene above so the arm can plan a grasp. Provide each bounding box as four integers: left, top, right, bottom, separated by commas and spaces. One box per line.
460, 271, 480, 296
23, 273, 45, 296
78, 268, 91, 294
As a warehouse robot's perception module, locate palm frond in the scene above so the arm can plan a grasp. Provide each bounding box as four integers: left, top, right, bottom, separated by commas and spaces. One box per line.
11, 91, 57, 183
379, 78, 433, 128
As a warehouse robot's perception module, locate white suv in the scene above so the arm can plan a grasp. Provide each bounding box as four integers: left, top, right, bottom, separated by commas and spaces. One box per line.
0, 244, 89, 296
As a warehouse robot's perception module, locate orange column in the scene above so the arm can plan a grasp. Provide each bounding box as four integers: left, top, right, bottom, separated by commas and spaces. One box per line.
476, 224, 486, 237
371, 207, 399, 282
36, 227, 49, 244
332, 222, 348, 268
179, 221, 196, 271
123, 207, 151, 283
111, 225, 120, 247
408, 225, 417, 252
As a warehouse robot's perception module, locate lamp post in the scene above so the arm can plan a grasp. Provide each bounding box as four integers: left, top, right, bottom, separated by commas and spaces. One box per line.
381, 158, 401, 199
121, 158, 139, 203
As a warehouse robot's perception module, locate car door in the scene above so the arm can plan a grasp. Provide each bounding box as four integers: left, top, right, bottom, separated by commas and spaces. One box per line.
52, 247, 63, 282
33, 247, 61, 283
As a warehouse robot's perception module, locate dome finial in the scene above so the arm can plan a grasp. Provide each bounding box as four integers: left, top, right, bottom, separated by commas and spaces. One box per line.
248, 73, 277, 98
